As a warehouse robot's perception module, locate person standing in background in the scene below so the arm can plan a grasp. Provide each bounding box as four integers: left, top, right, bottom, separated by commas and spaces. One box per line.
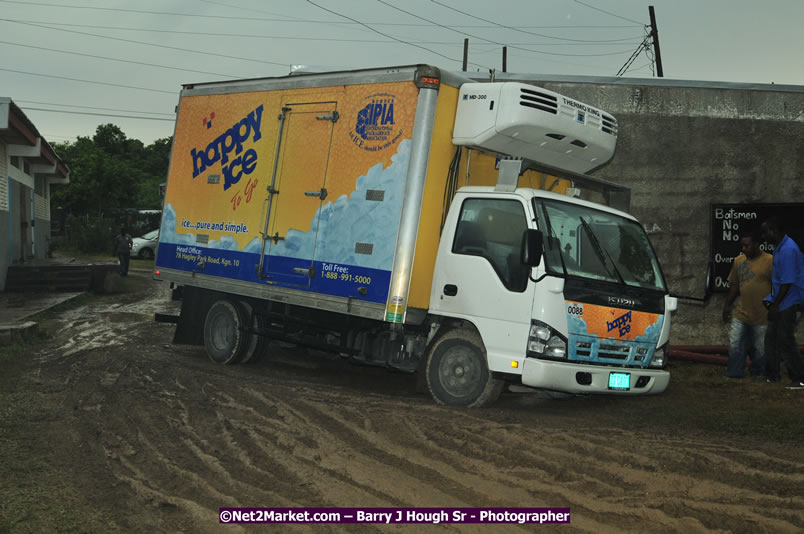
761, 217, 804, 389
722, 231, 772, 379
114, 227, 133, 277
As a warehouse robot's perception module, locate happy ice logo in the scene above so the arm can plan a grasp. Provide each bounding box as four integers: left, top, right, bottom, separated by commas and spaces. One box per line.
190, 105, 264, 190
350, 93, 403, 152
607, 310, 632, 337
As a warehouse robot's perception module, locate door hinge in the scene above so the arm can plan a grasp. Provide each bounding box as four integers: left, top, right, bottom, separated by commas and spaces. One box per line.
269, 232, 285, 244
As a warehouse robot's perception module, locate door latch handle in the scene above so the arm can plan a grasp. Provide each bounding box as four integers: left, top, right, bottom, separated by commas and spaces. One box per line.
304, 187, 328, 201
443, 284, 458, 296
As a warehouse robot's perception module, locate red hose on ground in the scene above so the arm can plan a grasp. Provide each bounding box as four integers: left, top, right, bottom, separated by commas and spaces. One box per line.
669, 350, 728, 365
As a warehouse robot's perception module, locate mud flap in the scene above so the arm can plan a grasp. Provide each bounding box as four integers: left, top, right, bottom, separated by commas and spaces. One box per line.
172, 286, 217, 345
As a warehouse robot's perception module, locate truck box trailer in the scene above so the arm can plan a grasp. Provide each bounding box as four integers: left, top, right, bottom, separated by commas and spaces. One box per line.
155, 65, 675, 407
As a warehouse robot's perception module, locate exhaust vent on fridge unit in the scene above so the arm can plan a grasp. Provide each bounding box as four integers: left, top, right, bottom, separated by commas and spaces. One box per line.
519, 88, 558, 114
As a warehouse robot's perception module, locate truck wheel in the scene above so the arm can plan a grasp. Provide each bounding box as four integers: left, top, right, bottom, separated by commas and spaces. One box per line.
203, 299, 248, 364
238, 301, 268, 364
425, 328, 503, 408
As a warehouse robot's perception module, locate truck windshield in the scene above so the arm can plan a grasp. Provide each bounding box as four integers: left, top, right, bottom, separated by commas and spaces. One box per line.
535, 199, 666, 292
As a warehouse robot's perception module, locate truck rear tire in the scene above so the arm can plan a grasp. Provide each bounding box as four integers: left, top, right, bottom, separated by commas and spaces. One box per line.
238, 301, 268, 364
425, 328, 503, 408
203, 299, 248, 364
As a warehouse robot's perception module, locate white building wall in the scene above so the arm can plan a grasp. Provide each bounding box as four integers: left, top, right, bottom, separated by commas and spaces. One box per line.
34, 193, 49, 220
8, 160, 33, 189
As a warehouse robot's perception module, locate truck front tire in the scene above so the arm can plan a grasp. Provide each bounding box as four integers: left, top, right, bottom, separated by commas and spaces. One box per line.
425, 328, 503, 408
203, 299, 248, 364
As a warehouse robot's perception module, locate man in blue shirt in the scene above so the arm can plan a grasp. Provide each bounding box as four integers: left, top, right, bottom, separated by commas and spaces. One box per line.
761, 217, 804, 389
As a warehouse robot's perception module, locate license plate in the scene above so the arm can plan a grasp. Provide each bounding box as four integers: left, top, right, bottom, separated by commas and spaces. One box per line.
608, 372, 631, 391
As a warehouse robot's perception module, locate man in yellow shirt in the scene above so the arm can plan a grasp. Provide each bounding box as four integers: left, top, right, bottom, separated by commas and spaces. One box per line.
722, 232, 773, 379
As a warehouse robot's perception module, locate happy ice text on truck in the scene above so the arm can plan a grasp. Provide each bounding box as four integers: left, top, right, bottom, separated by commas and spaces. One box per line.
154, 65, 676, 407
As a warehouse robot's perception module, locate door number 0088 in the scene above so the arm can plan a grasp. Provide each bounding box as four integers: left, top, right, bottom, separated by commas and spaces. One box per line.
567, 304, 584, 316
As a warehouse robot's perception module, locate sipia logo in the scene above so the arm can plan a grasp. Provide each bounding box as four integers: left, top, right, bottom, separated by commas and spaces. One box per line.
349, 93, 403, 152
191, 105, 264, 190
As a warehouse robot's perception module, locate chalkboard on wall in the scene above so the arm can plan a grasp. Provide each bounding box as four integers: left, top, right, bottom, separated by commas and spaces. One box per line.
710, 204, 804, 292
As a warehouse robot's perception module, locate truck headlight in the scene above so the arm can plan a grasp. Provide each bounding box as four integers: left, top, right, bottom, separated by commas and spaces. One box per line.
527, 320, 567, 359
650, 344, 667, 368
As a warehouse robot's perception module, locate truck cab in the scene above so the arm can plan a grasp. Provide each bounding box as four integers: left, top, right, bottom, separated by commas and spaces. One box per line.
427, 186, 673, 405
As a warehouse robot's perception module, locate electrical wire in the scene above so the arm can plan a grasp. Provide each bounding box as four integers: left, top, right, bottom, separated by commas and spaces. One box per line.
0, 0, 643, 28
15, 100, 176, 116
573, 0, 645, 25
615, 36, 650, 76
0, 19, 287, 67
20, 107, 175, 121
375, 0, 636, 58
0, 67, 176, 94
429, 0, 643, 43
306, 0, 490, 69
0, 40, 241, 78
0, 19, 645, 46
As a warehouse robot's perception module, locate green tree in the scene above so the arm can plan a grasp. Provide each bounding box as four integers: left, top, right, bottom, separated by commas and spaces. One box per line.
52, 125, 172, 215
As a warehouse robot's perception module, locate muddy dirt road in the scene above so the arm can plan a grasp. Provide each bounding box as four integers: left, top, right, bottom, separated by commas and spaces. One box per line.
1, 274, 802, 533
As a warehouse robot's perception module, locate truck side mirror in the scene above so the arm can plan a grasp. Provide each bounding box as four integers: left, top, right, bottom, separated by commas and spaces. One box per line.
521, 229, 543, 267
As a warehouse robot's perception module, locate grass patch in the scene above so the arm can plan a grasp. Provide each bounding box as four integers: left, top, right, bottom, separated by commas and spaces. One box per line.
130, 257, 155, 271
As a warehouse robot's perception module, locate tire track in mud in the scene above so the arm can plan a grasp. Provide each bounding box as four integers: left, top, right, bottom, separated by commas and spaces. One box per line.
59, 350, 804, 533
394, 411, 804, 533
26, 277, 804, 533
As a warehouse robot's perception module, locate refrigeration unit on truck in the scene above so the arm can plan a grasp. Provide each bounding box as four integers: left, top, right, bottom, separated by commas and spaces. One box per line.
154, 64, 676, 407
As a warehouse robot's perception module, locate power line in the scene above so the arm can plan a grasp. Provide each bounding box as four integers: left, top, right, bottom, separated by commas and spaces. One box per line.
1, 19, 644, 46
0, 67, 176, 94
573, 0, 645, 25
615, 33, 651, 76
0, 39, 241, 78
20, 107, 176, 121
15, 100, 175, 116
0, 19, 287, 67
429, 0, 642, 43
0, 1, 640, 29
375, 0, 636, 58
305, 0, 490, 70
192, 0, 304, 19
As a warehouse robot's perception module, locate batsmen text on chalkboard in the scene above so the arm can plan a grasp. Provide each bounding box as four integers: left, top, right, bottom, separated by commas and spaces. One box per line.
710, 204, 804, 292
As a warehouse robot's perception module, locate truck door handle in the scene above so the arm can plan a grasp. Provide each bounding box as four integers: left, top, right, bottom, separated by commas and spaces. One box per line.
443, 284, 458, 296
304, 187, 328, 201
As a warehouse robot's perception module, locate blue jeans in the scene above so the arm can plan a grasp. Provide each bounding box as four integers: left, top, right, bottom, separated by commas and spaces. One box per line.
118, 253, 130, 276
726, 319, 766, 378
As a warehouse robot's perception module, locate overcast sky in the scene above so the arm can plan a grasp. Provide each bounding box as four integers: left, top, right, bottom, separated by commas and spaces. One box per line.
2, 0, 803, 146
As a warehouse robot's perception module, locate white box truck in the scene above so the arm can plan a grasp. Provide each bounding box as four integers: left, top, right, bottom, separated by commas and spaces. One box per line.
155, 65, 675, 407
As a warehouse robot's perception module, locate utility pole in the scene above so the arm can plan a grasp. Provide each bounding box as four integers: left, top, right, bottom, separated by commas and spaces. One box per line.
502, 46, 507, 73
649, 6, 664, 77
462, 39, 469, 71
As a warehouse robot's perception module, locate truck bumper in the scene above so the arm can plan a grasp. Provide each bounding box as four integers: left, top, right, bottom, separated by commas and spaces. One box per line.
521, 358, 670, 395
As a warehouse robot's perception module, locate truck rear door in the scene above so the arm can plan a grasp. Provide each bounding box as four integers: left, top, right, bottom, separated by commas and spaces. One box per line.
262, 100, 338, 287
